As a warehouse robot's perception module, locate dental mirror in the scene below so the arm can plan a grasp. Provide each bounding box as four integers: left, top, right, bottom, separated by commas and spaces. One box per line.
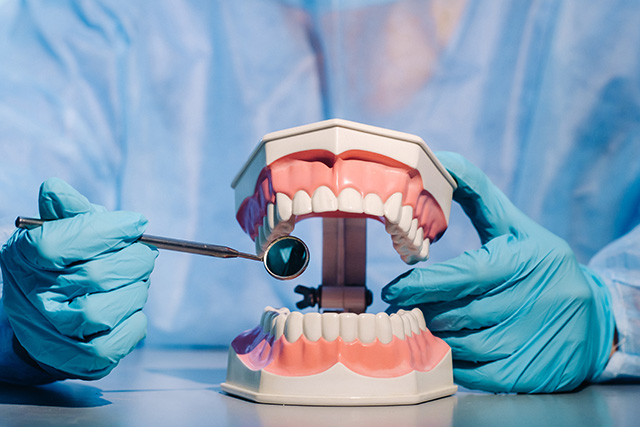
15, 216, 309, 280
263, 235, 309, 280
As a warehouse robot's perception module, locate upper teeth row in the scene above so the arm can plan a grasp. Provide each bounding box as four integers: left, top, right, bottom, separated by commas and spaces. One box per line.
255, 189, 430, 264
260, 306, 428, 345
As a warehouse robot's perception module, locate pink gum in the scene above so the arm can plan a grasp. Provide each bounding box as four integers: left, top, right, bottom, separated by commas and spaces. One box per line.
236, 150, 447, 241
232, 325, 450, 378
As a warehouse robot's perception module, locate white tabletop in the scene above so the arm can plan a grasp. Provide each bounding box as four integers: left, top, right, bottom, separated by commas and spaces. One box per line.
0, 347, 637, 427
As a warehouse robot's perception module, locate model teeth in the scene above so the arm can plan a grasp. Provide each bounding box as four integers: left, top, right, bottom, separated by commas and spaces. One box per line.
303, 312, 323, 342
292, 190, 312, 215
234, 121, 457, 271
363, 193, 384, 216
398, 205, 413, 234
340, 313, 358, 343
357, 313, 376, 344
260, 306, 289, 339
384, 192, 403, 224
273, 311, 287, 339
419, 239, 430, 259
394, 309, 421, 337
337, 188, 363, 213
413, 228, 424, 249
411, 307, 428, 331
322, 312, 340, 341
390, 313, 405, 340
255, 194, 295, 254
266, 203, 276, 230
312, 186, 337, 213
284, 311, 304, 343
262, 307, 428, 344
407, 219, 418, 242
375, 312, 393, 344
260, 308, 273, 335
255, 191, 432, 263
407, 311, 421, 336
399, 311, 414, 337
276, 193, 292, 222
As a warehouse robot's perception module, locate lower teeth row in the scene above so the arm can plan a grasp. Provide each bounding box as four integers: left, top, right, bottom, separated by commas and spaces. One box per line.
260, 307, 427, 345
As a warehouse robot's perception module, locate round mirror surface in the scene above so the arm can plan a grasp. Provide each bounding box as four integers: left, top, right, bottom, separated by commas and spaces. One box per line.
264, 236, 309, 280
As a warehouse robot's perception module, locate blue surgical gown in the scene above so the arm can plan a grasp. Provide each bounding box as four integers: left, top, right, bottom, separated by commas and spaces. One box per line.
0, 0, 638, 380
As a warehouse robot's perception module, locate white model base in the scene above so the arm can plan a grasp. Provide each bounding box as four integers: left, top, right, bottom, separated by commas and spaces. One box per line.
221, 348, 457, 406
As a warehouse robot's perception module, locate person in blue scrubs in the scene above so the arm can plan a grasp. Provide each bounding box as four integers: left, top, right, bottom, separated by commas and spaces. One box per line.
0, 0, 638, 392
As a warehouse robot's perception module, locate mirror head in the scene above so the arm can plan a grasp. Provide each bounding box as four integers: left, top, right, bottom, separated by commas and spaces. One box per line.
263, 236, 309, 280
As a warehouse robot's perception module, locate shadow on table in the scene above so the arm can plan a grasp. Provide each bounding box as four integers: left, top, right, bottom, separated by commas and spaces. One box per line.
0, 381, 110, 408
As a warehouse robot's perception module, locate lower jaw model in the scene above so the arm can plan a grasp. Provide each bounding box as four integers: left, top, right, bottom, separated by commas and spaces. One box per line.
221, 120, 458, 406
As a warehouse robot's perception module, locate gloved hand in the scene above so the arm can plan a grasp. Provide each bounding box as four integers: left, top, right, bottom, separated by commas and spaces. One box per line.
382, 152, 615, 393
0, 178, 158, 382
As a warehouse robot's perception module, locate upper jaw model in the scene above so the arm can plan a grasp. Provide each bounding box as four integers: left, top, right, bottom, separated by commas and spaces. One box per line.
222, 119, 458, 406
232, 119, 456, 264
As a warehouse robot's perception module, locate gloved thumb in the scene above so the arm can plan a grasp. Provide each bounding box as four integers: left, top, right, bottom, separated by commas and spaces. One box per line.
39, 178, 106, 220
435, 152, 539, 244
382, 234, 533, 306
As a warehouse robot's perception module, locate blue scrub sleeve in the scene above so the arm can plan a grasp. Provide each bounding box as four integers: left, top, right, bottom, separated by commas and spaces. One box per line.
590, 224, 640, 381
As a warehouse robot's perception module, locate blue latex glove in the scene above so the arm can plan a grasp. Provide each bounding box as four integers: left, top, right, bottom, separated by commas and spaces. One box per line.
382, 152, 615, 393
0, 178, 158, 382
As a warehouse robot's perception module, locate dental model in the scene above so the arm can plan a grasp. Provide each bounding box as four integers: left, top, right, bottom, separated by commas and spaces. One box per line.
222, 119, 458, 405
232, 119, 456, 264
222, 307, 456, 405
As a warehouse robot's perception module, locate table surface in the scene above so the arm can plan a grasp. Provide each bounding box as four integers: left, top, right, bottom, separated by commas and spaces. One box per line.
0, 347, 638, 427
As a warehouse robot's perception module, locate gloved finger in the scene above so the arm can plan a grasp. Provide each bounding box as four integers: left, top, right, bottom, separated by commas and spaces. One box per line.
16, 211, 149, 269
438, 322, 527, 363
453, 356, 565, 394
382, 234, 537, 306
438, 289, 556, 362
40, 242, 158, 295
85, 310, 147, 368
4, 283, 146, 381
451, 360, 510, 393
38, 177, 106, 220
435, 152, 539, 243
57, 310, 148, 380
452, 325, 592, 394
43, 280, 150, 340
425, 280, 531, 332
